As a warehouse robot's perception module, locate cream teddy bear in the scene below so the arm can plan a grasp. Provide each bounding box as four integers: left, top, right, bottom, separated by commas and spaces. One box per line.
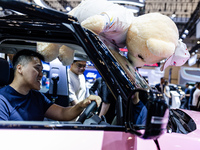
37, 0, 190, 69
37, 42, 74, 66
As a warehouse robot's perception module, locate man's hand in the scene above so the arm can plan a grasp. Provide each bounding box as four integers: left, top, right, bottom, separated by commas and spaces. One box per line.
45, 95, 101, 121
79, 95, 101, 109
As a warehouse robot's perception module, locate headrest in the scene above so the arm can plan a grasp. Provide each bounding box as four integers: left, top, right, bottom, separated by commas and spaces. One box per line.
0, 58, 10, 87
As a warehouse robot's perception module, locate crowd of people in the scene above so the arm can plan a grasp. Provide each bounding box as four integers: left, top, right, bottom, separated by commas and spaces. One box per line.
155, 77, 200, 110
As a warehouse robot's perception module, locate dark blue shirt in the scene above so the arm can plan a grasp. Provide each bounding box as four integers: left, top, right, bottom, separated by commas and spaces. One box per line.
132, 101, 147, 125
0, 86, 53, 121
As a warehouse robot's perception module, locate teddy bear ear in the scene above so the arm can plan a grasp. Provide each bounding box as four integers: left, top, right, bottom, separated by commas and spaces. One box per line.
146, 38, 176, 58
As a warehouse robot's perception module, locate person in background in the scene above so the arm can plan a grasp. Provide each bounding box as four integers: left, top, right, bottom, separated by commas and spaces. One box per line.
131, 92, 147, 125
155, 77, 165, 93
68, 60, 88, 106
192, 82, 200, 108
0, 49, 101, 121
89, 77, 102, 97
163, 80, 171, 106
180, 83, 190, 109
42, 72, 47, 87
89, 77, 116, 124
188, 82, 198, 109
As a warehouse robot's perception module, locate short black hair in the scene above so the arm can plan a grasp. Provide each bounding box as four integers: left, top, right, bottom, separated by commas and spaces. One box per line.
73, 60, 79, 63
12, 49, 44, 70
197, 82, 200, 87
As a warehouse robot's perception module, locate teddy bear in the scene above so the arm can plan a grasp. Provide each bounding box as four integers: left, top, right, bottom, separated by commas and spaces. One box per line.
37, 0, 190, 70
37, 42, 75, 66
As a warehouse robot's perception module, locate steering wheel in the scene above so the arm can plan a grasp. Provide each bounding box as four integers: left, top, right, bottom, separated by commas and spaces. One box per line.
77, 101, 97, 123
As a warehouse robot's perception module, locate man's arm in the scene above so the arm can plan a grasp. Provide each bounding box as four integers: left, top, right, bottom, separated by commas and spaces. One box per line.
98, 81, 110, 117
99, 102, 110, 117
44, 95, 101, 121
0, 100, 9, 120
71, 99, 79, 106
185, 89, 190, 97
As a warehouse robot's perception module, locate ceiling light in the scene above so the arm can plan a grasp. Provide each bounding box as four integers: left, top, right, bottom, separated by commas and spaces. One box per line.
181, 34, 186, 39
184, 29, 189, 35
171, 14, 176, 19
65, 6, 71, 12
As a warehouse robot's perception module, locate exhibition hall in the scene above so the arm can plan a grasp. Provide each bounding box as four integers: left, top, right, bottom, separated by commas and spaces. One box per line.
0, 0, 199, 150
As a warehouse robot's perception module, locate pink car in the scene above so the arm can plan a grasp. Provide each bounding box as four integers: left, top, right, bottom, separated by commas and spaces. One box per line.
0, 1, 198, 150
0, 108, 198, 150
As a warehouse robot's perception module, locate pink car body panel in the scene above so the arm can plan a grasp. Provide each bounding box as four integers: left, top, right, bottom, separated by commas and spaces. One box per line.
0, 129, 157, 150
157, 109, 200, 150
0, 109, 199, 150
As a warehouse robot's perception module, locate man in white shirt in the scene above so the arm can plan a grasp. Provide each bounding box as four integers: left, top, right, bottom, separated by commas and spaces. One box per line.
192, 82, 200, 107
68, 60, 88, 105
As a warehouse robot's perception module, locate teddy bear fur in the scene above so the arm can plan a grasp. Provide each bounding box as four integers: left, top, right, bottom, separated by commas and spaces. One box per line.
126, 13, 179, 67
37, 0, 180, 68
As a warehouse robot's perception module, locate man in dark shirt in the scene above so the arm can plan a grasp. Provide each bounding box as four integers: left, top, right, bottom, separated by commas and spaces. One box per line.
155, 77, 165, 93
131, 92, 147, 125
181, 83, 190, 109
89, 77, 116, 124
0, 49, 101, 121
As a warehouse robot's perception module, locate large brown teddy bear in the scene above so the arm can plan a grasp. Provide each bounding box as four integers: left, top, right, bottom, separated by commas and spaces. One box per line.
37, 0, 190, 70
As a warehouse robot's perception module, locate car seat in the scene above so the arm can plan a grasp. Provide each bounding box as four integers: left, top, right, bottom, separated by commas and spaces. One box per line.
44, 58, 70, 107
0, 57, 10, 87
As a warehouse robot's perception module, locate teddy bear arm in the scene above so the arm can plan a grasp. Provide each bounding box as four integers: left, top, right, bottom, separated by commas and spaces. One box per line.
37, 42, 62, 62
58, 45, 75, 66
81, 15, 106, 34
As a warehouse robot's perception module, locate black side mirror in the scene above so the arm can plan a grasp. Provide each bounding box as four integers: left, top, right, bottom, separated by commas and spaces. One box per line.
126, 88, 169, 140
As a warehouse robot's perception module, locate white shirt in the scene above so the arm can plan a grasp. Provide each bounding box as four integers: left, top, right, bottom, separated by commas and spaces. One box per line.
164, 85, 170, 96
192, 88, 200, 106
68, 70, 87, 103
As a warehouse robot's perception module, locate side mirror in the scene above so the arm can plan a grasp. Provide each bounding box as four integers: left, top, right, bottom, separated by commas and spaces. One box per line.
126, 89, 169, 140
